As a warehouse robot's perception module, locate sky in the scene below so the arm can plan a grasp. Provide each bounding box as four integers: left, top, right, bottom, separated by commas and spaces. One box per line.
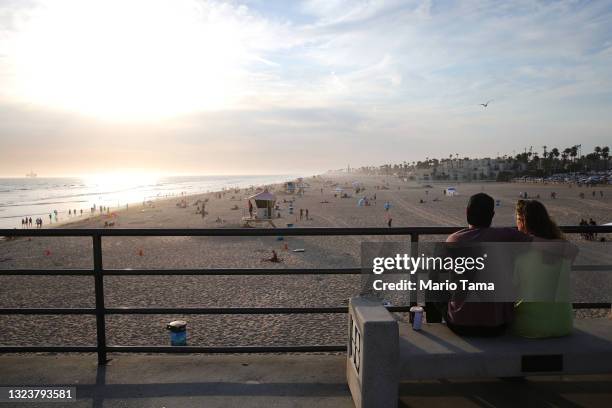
0, 0, 611, 177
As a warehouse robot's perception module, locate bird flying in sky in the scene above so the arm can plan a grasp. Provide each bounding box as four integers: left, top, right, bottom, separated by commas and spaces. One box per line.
480, 100, 493, 108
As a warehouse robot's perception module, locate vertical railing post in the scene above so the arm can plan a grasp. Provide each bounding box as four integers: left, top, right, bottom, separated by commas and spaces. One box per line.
410, 233, 419, 307
93, 233, 108, 365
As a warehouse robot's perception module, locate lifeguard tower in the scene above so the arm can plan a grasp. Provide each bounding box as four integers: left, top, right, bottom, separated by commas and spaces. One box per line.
242, 190, 277, 228
285, 181, 296, 194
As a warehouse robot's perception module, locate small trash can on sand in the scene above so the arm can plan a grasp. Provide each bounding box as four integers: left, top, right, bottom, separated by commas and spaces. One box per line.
166, 320, 187, 346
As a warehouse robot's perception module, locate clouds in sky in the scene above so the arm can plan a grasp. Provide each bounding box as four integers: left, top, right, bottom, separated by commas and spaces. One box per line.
0, 0, 611, 175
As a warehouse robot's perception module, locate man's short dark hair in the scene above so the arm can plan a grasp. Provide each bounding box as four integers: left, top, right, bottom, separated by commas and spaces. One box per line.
466, 193, 495, 227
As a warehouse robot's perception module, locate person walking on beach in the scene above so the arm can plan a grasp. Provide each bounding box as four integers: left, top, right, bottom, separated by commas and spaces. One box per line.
305, 209, 309, 220
248, 200, 253, 218
579, 218, 589, 240
49, 214, 52, 223
28, 217, 32, 227
300, 209, 303, 220
589, 218, 597, 240
21, 218, 25, 228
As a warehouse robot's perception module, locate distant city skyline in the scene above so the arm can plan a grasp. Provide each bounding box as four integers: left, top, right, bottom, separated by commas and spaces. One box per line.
1, 0, 612, 177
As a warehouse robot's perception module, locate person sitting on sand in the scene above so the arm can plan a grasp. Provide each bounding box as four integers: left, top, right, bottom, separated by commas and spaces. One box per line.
443, 193, 531, 337
512, 200, 577, 338
262, 250, 281, 263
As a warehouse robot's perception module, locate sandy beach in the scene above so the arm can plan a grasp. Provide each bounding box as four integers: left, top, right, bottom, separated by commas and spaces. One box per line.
1, 175, 611, 349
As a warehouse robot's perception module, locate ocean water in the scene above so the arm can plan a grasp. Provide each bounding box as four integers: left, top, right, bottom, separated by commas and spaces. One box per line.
0, 174, 297, 229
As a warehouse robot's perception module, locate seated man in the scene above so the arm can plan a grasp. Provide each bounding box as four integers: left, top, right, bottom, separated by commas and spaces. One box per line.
444, 193, 531, 336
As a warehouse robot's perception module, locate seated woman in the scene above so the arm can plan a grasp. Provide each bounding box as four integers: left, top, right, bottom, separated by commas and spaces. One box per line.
513, 200, 578, 338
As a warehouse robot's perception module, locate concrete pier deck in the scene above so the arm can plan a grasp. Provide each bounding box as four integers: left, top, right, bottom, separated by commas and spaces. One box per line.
1, 354, 612, 407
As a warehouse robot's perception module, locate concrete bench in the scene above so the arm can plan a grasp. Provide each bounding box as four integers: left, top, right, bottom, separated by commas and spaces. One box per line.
346, 296, 612, 408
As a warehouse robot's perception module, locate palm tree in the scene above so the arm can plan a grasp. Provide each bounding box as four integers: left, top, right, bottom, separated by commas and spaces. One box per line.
594, 146, 602, 159
551, 148, 560, 159
570, 145, 578, 162
602, 146, 609, 160
562, 149, 570, 164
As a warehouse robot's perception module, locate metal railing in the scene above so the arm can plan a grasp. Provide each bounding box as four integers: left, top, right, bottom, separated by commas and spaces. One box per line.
1, 225, 611, 365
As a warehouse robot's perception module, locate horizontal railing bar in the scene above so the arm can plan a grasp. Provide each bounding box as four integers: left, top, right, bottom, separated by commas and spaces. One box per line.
2, 267, 610, 277
0, 308, 96, 315
0, 269, 93, 276
558, 226, 612, 234
572, 302, 611, 309
0, 345, 345, 354
1, 225, 611, 238
571, 265, 611, 271
0, 227, 460, 237
2, 266, 608, 277
106, 345, 346, 353
0, 346, 97, 353
105, 307, 349, 314
0, 305, 606, 316
387, 306, 412, 312
103, 268, 362, 276
105, 306, 413, 314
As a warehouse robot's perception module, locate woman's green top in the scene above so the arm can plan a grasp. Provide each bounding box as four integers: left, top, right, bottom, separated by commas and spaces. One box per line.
512, 242, 575, 338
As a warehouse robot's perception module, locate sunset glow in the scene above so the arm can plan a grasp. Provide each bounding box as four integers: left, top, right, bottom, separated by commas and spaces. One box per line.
5, 0, 248, 119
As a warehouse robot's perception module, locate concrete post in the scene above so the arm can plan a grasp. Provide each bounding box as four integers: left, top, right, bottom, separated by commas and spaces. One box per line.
347, 296, 399, 408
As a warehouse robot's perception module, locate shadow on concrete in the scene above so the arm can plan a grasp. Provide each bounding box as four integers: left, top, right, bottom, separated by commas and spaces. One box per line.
398, 377, 612, 408
79, 356, 349, 407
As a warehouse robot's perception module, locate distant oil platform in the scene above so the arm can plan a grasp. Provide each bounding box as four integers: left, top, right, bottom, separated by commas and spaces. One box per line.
26, 171, 37, 178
